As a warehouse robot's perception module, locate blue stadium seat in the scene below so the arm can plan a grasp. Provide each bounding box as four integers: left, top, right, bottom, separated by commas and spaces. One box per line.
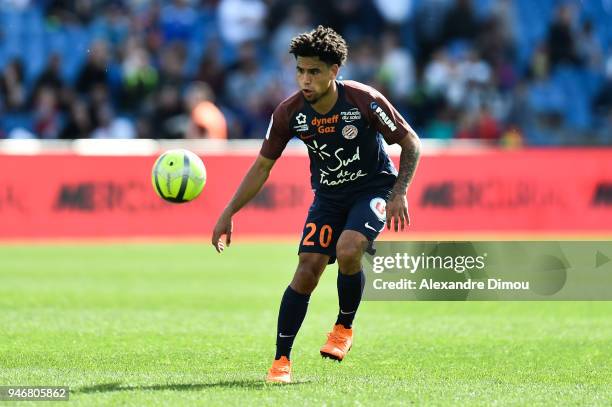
1, 112, 34, 135
551, 66, 593, 129
527, 79, 566, 114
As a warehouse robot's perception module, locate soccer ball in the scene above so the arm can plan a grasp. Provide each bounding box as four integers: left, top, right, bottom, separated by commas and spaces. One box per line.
151, 149, 206, 203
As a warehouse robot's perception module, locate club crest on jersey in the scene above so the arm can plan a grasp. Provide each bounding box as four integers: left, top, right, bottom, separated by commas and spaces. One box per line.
294, 113, 308, 132
342, 125, 358, 140
370, 102, 397, 132
370, 197, 387, 221
341, 108, 361, 123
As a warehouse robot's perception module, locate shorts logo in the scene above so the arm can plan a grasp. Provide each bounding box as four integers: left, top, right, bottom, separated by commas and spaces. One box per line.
342, 125, 358, 140
341, 108, 361, 123
370, 102, 397, 132
294, 113, 309, 132
370, 197, 386, 221
365, 222, 384, 233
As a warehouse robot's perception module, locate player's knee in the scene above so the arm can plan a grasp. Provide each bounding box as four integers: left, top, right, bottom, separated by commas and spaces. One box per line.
291, 267, 319, 294
336, 240, 363, 270
291, 257, 325, 294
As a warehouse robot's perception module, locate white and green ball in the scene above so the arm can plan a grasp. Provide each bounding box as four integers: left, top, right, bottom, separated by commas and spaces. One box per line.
151, 149, 206, 203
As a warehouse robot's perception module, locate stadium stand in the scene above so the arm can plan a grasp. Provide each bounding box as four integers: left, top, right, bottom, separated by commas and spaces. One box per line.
0, 0, 610, 144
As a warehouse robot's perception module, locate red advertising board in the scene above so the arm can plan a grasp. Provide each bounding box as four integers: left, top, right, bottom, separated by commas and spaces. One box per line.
0, 150, 611, 239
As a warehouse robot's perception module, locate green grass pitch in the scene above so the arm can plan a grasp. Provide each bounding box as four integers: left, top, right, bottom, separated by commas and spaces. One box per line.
1, 242, 611, 406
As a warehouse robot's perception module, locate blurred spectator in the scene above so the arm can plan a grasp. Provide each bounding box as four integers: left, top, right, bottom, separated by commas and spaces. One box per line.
185, 82, 227, 139
120, 40, 159, 112
160, 0, 198, 43
547, 3, 581, 67
218, 0, 268, 45
442, 0, 480, 43
91, 104, 136, 139
377, 30, 415, 101
265, 0, 291, 34
528, 43, 551, 81
424, 49, 453, 98
478, 0, 516, 65
499, 127, 524, 148
45, 0, 100, 25
32, 54, 64, 97
90, 2, 130, 46
343, 38, 380, 85
136, 1, 164, 53
492, 55, 518, 92
59, 100, 94, 139
88, 83, 113, 123
32, 87, 62, 139
149, 84, 185, 139
76, 40, 111, 96
576, 20, 603, 71
424, 102, 456, 139
321, 0, 384, 41
224, 42, 277, 137
195, 39, 226, 97
421, 46, 501, 133
0, 59, 27, 112
373, 0, 413, 26
158, 43, 188, 87
414, 0, 452, 64
271, 3, 312, 60
593, 53, 612, 116
31, 55, 74, 122
456, 106, 501, 140
489, 0, 517, 50
439, 46, 493, 109
506, 80, 535, 131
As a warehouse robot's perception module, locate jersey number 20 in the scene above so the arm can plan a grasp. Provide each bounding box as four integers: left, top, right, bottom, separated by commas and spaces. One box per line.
303, 223, 333, 248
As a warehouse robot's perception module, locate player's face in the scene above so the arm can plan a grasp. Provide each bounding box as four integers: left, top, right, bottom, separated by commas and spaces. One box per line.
296, 56, 338, 105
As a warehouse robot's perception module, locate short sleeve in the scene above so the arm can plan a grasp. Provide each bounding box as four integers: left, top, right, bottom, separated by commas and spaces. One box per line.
260, 105, 292, 160
368, 91, 413, 145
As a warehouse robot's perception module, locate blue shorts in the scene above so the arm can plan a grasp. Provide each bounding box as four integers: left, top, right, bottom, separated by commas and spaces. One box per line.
298, 186, 392, 264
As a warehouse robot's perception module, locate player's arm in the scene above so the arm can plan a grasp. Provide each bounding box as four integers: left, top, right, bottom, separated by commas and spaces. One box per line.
386, 132, 421, 231
212, 154, 276, 252
365, 88, 421, 232
212, 103, 291, 252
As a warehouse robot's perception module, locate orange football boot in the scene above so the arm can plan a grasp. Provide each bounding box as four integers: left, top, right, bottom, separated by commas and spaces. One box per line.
266, 356, 292, 384
320, 324, 353, 361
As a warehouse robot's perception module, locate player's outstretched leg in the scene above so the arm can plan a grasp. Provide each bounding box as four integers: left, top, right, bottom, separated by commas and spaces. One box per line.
266, 253, 328, 383
320, 230, 366, 362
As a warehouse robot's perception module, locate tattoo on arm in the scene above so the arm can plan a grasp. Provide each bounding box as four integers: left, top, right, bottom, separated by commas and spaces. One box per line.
389, 137, 420, 200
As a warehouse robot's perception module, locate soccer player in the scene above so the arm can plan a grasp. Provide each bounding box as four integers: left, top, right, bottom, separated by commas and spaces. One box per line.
212, 26, 420, 384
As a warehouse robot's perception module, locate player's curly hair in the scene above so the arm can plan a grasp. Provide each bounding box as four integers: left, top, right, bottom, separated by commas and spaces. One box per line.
289, 25, 348, 66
